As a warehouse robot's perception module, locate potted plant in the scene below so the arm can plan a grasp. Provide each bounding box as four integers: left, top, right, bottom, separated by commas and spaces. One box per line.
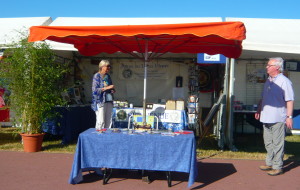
0, 34, 69, 152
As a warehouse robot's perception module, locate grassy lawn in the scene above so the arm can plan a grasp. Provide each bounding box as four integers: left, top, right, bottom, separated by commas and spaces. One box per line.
1, 127, 300, 161
0, 127, 77, 153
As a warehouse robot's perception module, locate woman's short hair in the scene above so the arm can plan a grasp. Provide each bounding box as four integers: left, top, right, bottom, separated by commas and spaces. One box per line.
99, 60, 110, 69
269, 57, 284, 72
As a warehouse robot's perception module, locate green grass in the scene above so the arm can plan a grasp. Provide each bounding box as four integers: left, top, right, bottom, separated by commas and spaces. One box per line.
197, 133, 300, 160
1, 127, 300, 161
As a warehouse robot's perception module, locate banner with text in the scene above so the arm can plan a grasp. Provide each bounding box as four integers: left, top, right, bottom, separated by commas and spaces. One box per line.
119, 62, 170, 79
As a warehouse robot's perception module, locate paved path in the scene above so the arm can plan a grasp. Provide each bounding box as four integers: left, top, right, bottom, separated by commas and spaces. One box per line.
0, 151, 299, 190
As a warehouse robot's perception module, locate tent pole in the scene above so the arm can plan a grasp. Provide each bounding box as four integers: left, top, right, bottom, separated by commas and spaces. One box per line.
222, 58, 229, 149
223, 58, 237, 151
227, 58, 237, 151
143, 40, 148, 124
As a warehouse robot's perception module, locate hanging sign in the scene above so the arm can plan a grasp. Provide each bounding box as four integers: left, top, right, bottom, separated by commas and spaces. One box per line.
197, 53, 226, 64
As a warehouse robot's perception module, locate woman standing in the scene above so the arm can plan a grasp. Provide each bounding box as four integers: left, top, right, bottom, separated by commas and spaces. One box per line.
92, 60, 115, 129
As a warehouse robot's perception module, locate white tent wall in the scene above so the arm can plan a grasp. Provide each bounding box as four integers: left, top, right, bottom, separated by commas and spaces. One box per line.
234, 59, 300, 110
226, 18, 300, 134
75, 55, 192, 106
226, 18, 300, 106
65, 50, 215, 108
233, 61, 300, 134
233, 60, 248, 104
111, 59, 189, 106
226, 17, 300, 54
0, 17, 52, 47
227, 17, 300, 110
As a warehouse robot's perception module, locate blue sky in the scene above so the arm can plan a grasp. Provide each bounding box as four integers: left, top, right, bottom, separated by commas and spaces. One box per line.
1, 0, 299, 20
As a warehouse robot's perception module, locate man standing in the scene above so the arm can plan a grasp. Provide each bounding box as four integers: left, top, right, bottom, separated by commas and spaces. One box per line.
255, 57, 294, 176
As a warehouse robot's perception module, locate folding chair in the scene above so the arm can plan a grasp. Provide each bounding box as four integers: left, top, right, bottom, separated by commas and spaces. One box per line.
197, 93, 225, 145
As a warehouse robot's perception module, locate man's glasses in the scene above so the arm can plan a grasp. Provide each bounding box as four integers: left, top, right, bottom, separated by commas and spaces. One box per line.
266, 64, 276, 68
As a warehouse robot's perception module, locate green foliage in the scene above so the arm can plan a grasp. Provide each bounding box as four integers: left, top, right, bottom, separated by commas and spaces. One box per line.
0, 35, 69, 134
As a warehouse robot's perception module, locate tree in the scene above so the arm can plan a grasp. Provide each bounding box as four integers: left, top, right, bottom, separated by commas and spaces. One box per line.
0, 35, 69, 134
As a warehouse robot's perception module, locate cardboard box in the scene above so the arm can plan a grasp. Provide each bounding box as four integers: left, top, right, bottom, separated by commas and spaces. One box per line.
166, 100, 176, 110
176, 100, 185, 110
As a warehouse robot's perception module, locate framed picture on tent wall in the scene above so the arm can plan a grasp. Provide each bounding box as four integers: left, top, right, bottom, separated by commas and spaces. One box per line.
285, 61, 300, 72
198, 65, 215, 92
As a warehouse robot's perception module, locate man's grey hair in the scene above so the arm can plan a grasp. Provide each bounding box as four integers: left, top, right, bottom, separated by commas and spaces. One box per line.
269, 57, 284, 72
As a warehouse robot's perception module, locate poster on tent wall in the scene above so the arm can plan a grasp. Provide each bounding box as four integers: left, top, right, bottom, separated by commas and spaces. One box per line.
286, 61, 300, 72
118, 62, 170, 79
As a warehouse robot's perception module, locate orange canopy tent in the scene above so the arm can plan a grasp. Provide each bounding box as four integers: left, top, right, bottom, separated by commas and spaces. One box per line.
29, 22, 246, 58
28, 21, 246, 123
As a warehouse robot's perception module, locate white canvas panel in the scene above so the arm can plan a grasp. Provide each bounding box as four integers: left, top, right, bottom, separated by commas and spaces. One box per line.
226, 17, 300, 54
0, 17, 52, 46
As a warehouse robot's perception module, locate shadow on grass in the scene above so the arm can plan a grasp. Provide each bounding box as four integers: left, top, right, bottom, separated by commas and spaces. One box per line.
234, 133, 265, 153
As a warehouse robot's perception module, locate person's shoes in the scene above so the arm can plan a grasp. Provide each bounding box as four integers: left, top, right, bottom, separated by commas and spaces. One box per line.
259, 165, 272, 171
267, 169, 283, 176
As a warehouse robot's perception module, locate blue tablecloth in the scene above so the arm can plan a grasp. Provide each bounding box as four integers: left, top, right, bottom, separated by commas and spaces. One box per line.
69, 128, 198, 187
113, 108, 188, 131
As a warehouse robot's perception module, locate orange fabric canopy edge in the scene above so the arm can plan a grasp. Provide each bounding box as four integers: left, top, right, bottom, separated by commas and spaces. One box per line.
28, 22, 246, 58
29, 22, 245, 41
